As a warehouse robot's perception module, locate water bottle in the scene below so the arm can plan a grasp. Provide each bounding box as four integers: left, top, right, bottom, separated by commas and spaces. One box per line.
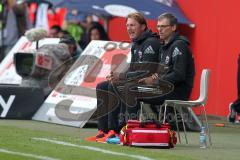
199, 126, 207, 148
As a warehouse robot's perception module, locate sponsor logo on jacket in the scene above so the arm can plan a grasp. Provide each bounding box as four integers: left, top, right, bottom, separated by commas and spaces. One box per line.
144, 45, 155, 54
172, 47, 182, 57
165, 56, 170, 64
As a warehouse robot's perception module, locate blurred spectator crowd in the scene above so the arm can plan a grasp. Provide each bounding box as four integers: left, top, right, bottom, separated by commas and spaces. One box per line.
0, 0, 110, 61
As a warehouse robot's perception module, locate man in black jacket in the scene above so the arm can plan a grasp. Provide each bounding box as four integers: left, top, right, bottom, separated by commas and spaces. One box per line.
138, 13, 196, 130
86, 12, 161, 142
139, 12, 195, 104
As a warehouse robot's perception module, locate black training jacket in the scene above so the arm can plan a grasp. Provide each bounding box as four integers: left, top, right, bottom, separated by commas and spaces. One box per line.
130, 29, 160, 63
159, 32, 195, 100
122, 29, 161, 79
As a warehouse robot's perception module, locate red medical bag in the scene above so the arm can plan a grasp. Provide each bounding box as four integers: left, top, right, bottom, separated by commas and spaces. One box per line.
120, 120, 177, 148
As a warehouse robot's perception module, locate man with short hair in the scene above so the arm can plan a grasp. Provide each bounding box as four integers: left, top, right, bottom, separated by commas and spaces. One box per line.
138, 13, 196, 130
139, 12, 195, 103
86, 12, 161, 142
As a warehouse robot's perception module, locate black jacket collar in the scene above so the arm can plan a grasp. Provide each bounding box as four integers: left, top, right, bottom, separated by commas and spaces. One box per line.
163, 32, 190, 48
132, 29, 158, 44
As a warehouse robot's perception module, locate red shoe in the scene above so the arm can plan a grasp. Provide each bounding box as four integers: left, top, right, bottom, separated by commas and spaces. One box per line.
85, 130, 105, 142
96, 130, 117, 143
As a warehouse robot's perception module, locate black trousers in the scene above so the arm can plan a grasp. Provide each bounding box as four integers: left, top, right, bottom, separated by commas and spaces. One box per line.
96, 79, 191, 132
96, 81, 122, 133
96, 80, 140, 133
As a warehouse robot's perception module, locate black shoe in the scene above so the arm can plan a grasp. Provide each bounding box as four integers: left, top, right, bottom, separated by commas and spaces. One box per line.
228, 103, 236, 123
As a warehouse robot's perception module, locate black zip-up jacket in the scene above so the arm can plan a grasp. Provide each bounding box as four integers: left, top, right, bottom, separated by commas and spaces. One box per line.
159, 32, 195, 100
121, 29, 161, 79
131, 29, 160, 63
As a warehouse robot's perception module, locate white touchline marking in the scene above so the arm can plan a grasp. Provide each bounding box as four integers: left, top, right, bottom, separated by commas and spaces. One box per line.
32, 137, 154, 160
0, 148, 60, 160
